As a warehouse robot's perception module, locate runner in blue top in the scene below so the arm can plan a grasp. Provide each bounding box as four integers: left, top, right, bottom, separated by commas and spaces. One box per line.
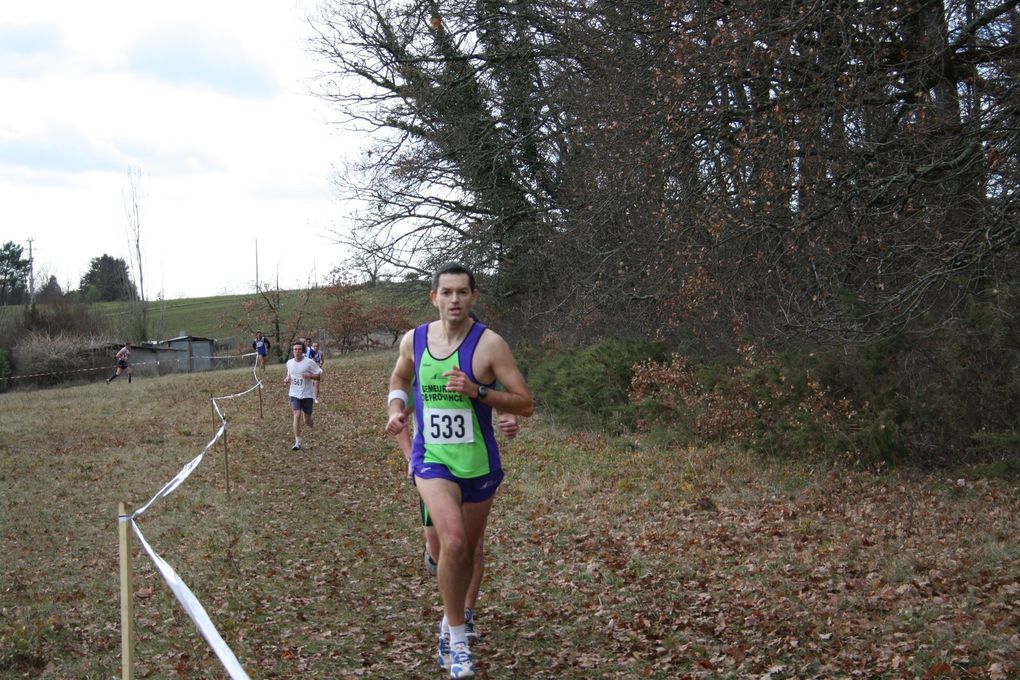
386, 262, 533, 679
252, 331, 270, 370
309, 340, 324, 403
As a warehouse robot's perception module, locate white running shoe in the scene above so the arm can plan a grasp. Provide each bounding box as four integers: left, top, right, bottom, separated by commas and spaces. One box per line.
448, 641, 474, 678
436, 632, 451, 670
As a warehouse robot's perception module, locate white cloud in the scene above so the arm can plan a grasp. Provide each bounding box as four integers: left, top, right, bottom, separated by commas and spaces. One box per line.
0, 0, 362, 300
0, 22, 63, 77
127, 24, 279, 99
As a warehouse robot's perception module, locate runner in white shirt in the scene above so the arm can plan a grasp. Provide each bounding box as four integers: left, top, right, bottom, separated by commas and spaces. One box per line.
283, 342, 322, 450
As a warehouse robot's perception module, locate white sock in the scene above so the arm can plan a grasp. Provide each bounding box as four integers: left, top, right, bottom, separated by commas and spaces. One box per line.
440, 615, 449, 636
449, 624, 468, 648
295, 437, 301, 445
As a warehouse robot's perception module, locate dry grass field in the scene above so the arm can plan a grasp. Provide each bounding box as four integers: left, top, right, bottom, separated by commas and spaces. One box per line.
1, 351, 1018, 679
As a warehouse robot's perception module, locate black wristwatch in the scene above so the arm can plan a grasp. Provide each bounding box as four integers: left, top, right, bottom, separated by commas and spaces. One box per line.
476, 384, 488, 400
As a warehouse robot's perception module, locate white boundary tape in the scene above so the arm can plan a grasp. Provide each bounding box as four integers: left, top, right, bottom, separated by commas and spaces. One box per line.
119, 354, 266, 679
123, 518, 251, 679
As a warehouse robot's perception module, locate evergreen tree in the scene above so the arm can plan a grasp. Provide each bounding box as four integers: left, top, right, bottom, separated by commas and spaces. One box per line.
37, 275, 63, 303
0, 241, 31, 306
79, 254, 138, 302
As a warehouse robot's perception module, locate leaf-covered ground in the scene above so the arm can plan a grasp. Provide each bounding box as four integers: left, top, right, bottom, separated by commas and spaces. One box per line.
1, 352, 1017, 679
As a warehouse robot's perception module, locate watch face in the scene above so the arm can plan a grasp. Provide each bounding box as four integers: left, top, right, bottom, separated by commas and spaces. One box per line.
478, 385, 487, 398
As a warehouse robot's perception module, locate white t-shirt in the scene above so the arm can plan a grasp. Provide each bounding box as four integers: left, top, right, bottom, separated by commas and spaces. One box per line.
286, 357, 322, 399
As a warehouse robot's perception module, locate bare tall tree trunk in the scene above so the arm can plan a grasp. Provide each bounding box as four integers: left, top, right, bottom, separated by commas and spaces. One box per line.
124, 165, 147, 339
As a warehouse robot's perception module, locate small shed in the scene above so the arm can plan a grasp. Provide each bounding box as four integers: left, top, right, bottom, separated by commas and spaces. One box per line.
161, 333, 217, 372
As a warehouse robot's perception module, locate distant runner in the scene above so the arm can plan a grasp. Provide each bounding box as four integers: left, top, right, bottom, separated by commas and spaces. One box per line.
309, 340, 324, 403
106, 342, 133, 384
252, 331, 270, 370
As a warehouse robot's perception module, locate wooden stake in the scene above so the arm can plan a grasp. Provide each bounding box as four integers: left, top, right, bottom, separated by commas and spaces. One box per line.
258, 380, 264, 419
223, 421, 231, 498
118, 502, 135, 680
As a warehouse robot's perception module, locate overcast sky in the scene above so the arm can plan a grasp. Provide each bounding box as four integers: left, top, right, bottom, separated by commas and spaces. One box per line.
1, 1, 363, 300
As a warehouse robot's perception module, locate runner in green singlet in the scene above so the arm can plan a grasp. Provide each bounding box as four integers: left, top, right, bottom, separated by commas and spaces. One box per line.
386, 262, 533, 679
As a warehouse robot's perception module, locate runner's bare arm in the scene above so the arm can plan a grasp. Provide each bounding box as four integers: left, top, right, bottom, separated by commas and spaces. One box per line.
385, 330, 415, 435
467, 331, 534, 417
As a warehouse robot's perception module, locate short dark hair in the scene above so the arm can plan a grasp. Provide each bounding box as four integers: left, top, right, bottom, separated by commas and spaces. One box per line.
431, 261, 476, 291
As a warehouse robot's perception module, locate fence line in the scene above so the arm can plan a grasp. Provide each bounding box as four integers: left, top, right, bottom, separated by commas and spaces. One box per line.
118, 356, 266, 679
7, 351, 258, 381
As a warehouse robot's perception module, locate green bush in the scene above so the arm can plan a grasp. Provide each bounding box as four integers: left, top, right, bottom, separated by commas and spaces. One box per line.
802, 287, 1020, 465
0, 347, 11, 391
714, 355, 861, 460
516, 290, 1019, 468
522, 339, 666, 431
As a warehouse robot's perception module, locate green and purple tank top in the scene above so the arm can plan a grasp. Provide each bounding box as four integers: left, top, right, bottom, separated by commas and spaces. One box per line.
411, 321, 500, 479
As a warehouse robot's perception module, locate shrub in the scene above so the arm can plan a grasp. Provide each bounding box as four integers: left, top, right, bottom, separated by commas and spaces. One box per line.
22, 300, 107, 337
627, 288, 1020, 467
0, 347, 11, 391
522, 339, 666, 431
630, 350, 864, 459
11, 331, 114, 388
810, 287, 1020, 465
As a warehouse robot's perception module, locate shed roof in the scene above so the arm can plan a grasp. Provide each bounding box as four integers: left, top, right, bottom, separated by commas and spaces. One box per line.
102, 342, 184, 354
164, 335, 216, 343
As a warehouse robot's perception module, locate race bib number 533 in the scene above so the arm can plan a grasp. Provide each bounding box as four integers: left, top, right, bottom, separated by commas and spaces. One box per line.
423, 408, 474, 444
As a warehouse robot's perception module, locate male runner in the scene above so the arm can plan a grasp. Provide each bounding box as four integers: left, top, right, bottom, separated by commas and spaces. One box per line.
106, 342, 133, 384
283, 341, 321, 451
309, 341, 324, 403
386, 262, 533, 679
252, 331, 270, 369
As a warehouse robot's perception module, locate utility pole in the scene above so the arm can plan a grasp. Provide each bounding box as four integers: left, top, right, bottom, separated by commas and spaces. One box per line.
27, 238, 35, 305
255, 240, 260, 292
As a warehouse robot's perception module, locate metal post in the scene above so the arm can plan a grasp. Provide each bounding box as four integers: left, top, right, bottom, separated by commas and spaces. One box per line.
222, 421, 231, 498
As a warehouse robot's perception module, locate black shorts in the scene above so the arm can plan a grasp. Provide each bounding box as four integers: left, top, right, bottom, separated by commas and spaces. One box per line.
420, 498, 433, 527
290, 397, 314, 414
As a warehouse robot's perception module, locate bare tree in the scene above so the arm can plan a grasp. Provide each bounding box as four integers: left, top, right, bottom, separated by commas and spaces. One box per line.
238, 271, 318, 363
644, 0, 1020, 343
123, 165, 148, 338
311, 0, 576, 301
311, 0, 1019, 346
